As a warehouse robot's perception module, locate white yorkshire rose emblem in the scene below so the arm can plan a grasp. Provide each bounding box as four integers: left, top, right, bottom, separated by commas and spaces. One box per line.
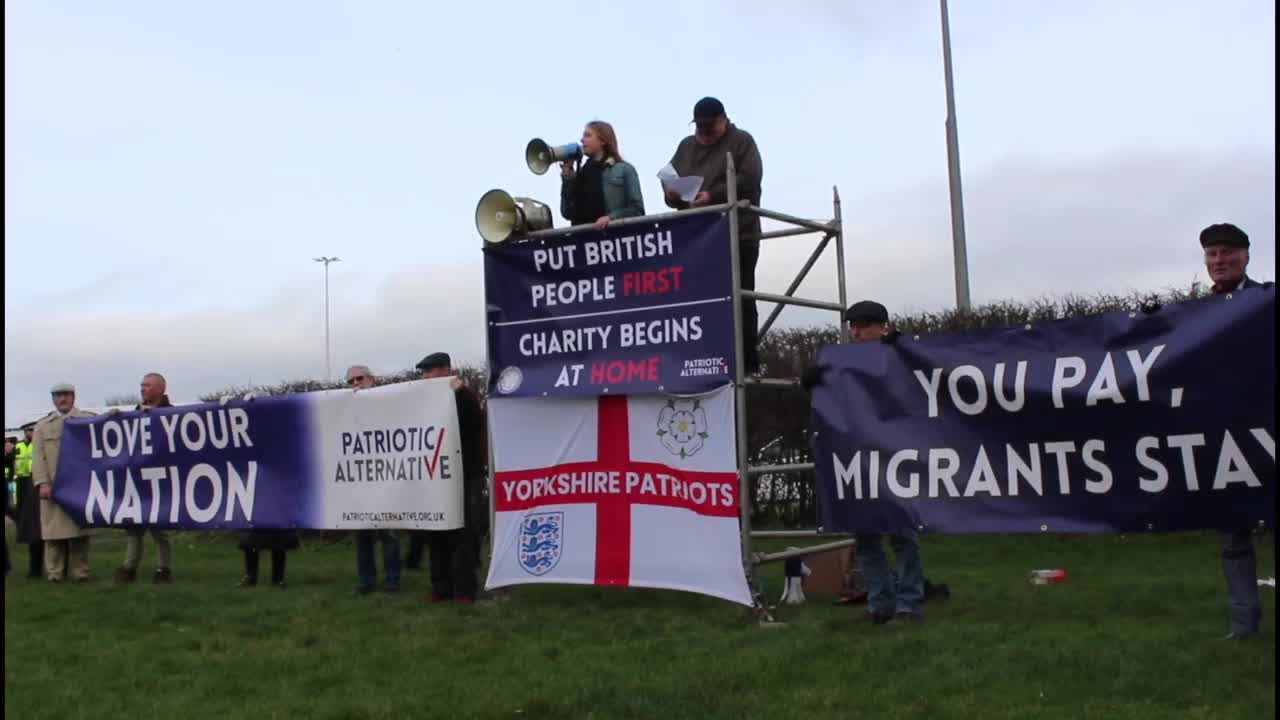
496, 366, 523, 395
657, 398, 710, 458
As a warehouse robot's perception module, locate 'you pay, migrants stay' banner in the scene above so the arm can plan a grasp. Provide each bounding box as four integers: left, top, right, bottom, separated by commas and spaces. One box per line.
51, 379, 465, 530
811, 287, 1276, 534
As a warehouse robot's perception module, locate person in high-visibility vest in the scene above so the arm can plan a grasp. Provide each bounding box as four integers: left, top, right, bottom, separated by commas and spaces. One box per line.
13, 423, 44, 578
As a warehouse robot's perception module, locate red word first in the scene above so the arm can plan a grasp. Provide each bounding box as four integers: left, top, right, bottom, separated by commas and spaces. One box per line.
621, 266, 684, 296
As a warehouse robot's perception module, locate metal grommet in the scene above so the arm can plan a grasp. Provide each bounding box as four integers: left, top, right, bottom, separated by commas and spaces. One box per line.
1040, 524, 1048, 532
1024, 324, 1032, 330
913, 335, 921, 340
1225, 293, 1233, 300
1128, 312, 1136, 318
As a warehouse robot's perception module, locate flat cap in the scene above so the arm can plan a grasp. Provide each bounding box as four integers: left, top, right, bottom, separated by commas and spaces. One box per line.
1199, 223, 1249, 249
50, 382, 76, 394
844, 300, 889, 324
415, 352, 451, 371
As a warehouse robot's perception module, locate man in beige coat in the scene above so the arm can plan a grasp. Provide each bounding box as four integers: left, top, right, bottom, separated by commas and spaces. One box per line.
31, 382, 96, 582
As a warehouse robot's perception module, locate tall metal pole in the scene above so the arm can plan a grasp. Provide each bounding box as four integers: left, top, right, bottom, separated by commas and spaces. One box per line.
940, 0, 972, 310
313, 256, 341, 380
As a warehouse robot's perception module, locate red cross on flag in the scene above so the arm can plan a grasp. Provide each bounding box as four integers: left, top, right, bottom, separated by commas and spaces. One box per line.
484, 385, 752, 605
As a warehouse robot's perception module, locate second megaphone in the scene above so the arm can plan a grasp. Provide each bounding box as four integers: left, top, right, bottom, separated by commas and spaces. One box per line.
526, 138, 582, 175
474, 189, 553, 244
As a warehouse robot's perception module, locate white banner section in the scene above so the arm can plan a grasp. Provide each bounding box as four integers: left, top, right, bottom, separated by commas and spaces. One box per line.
311, 378, 464, 530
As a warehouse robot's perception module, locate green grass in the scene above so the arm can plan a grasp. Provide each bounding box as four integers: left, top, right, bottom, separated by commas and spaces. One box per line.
5, 528, 1274, 720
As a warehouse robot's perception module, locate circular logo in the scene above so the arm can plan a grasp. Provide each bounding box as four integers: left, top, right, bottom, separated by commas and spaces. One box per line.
496, 366, 524, 395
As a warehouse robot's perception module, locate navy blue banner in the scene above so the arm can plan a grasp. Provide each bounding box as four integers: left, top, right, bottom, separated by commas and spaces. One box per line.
483, 212, 736, 397
811, 287, 1276, 534
53, 396, 316, 530
50, 380, 467, 530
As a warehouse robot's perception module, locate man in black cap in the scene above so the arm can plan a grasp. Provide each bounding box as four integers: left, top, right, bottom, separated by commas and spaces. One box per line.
665, 97, 765, 375
1201, 222, 1264, 295
1200, 222, 1271, 639
410, 352, 488, 604
804, 301, 928, 624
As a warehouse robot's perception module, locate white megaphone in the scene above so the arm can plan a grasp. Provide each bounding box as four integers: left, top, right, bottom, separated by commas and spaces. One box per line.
474, 189, 554, 243
526, 138, 582, 175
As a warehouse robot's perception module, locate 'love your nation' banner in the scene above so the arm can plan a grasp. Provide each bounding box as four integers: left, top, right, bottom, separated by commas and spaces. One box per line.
52, 379, 465, 530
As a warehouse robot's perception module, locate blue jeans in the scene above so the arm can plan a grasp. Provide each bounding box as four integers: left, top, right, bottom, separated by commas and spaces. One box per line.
355, 530, 401, 591
856, 530, 925, 615
1219, 529, 1261, 635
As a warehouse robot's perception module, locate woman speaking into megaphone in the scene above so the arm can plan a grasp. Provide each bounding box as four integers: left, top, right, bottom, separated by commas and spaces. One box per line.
559, 121, 645, 230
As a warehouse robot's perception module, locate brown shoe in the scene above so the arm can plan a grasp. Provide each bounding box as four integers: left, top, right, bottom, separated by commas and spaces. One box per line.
114, 567, 137, 584
153, 567, 173, 584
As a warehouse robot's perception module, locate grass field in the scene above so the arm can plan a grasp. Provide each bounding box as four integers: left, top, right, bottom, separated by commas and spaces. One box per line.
4, 526, 1275, 720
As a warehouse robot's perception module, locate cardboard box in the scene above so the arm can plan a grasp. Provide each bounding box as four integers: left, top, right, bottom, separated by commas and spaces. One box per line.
802, 546, 854, 595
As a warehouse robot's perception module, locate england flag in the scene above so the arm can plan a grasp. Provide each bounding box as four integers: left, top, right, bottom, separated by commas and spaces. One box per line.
484, 385, 752, 605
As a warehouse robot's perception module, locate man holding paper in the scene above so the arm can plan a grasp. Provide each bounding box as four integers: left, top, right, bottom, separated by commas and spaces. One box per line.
663, 96, 765, 374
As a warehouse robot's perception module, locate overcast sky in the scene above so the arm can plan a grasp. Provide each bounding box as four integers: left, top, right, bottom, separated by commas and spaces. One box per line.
4, 1, 1274, 426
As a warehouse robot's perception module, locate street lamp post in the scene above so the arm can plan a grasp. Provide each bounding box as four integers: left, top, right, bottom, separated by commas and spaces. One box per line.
940, 0, 972, 311
313, 256, 341, 380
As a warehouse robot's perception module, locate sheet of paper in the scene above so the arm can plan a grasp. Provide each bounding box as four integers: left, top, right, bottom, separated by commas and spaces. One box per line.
657, 163, 704, 203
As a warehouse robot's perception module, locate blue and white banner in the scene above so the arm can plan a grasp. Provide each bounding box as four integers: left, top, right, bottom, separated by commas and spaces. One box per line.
51, 379, 465, 530
483, 212, 736, 398
812, 288, 1276, 534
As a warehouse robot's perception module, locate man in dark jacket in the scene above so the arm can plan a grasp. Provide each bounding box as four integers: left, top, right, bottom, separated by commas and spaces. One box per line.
115, 372, 175, 584
664, 97, 764, 375
1200, 222, 1271, 639
412, 352, 488, 604
4, 436, 13, 576
13, 423, 43, 578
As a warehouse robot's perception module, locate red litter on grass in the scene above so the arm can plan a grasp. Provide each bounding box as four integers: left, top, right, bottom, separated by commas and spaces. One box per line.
1028, 569, 1068, 585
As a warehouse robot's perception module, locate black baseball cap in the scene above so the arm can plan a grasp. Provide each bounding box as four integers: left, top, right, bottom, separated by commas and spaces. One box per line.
692, 97, 725, 127
844, 300, 889, 324
415, 352, 451, 371
1199, 223, 1249, 249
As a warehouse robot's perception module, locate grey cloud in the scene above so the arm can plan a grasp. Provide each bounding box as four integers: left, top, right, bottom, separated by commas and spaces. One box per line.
756, 148, 1274, 320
